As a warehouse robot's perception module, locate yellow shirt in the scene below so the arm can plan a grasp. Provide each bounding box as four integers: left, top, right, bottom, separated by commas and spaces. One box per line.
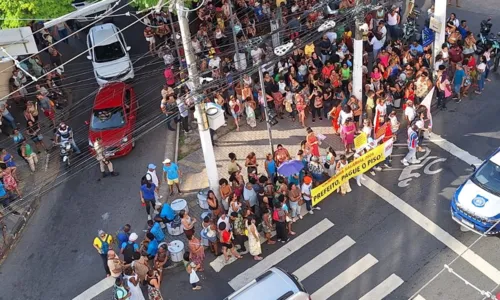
93, 234, 113, 253
228, 161, 239, 175
366, 97, 375, 110
304, 44, 315, 57
276, 0, 286, 7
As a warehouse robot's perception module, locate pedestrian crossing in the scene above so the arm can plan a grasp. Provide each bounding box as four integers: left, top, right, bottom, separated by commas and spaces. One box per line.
220, 218, 406, 299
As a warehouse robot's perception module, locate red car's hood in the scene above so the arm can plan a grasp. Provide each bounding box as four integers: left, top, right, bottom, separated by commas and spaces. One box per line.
89, 128, 126, 148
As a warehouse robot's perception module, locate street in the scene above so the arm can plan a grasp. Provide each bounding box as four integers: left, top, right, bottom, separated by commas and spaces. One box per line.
1, 0, 500, 300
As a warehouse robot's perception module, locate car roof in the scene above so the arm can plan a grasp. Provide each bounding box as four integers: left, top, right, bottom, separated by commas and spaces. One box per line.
89, 23, 119, 46
489, 149, 500, 166
94, 82, 127, 109
226, 267, 303, 300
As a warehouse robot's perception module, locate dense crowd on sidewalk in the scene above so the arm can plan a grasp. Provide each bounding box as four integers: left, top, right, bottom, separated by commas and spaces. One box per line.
84, 0, 500, 299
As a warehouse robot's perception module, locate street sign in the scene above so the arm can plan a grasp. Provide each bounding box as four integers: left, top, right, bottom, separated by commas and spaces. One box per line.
422, 27, 435, 47
429, 17, 442, 33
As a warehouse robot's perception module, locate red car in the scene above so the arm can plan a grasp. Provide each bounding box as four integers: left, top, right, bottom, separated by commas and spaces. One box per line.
88, 82, 137, 158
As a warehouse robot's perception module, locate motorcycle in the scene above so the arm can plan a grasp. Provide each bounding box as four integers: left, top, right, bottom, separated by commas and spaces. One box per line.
402, 5, 421, 43
57, 139, 73, 168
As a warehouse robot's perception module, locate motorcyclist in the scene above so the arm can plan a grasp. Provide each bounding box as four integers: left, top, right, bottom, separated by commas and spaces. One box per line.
480, 17, 493, 35
55, 122, 81, 154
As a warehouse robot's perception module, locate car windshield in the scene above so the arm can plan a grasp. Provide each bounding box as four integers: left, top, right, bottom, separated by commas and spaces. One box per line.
91, 108, 125, 130
94, 41, 125, 63
471, 160, 500, 196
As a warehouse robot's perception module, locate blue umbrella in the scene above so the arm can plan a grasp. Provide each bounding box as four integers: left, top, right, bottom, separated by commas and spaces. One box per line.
278, 160, 305, 177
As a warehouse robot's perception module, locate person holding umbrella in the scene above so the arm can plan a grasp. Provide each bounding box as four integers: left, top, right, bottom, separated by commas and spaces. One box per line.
277, 159, 304, 178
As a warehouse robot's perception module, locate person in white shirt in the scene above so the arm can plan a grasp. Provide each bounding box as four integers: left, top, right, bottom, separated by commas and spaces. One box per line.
377, 20, 387, 45
369, 32, 384, 60
234, 51, 247, 71
301, 176, 321, 214
250, 46, 264, 65
404, 100, 416, 126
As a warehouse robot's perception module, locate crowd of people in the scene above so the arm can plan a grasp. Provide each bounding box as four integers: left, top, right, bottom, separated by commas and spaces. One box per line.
92, 0, 499, 299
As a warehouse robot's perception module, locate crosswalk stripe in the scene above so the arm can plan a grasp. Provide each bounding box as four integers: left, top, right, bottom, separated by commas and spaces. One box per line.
358, 274, 404, 300
311, 254, 378, 299
413, 295, 426, 300
228, 218, 334, 291
210, 204, 309, 272
293, 236, 355, 282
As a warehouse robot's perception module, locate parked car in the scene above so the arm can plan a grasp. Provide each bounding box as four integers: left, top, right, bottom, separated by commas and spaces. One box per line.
88, 82, 137, 158
87, 23, 134, 86
451, 147, 500, 235
224, 267, 310, 300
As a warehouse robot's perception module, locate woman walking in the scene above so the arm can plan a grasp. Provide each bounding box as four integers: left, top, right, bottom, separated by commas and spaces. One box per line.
145, 270, 163, 300
306, 127, 320, 158
123, 267, 146, 300
336, 155, 352, 195
261, 208, 276, 244
187, 234, 205, 271
246, 215, 263, 260
341, 118, 356, 154
183, 252, 202, 291
206, 190, 222, 220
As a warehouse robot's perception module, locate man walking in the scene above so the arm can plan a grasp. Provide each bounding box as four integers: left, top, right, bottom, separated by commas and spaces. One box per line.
401, 124, 420, 166
453, 63, 465, 103
146, 163, 161, 200
162, 158, 182, 196
93, 230, 114, 277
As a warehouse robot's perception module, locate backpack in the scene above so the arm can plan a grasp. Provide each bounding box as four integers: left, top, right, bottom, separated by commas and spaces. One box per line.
272, 209, 280, 222
123, 242, 138, 263
99, 235, 109, 254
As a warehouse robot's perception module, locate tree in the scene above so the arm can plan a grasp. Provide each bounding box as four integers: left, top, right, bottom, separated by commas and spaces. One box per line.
0, 0, 74, 28
128, 0, 194, 12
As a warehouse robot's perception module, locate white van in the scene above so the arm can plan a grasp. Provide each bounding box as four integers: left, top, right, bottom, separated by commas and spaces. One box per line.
225, 267, 310, 300
87, 23, 134, 86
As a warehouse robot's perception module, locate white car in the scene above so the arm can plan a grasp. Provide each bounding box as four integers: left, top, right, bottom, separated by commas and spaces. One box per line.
451, 147, 500, 235
87, 23, 134, 86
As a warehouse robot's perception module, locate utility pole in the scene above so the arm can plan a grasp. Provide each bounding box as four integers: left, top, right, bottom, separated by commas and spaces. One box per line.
258, 64, 275, 155
176, 0, 220, 197
432, 0, 446, 66
352, 0, 364, 127
227, 2, 243, 86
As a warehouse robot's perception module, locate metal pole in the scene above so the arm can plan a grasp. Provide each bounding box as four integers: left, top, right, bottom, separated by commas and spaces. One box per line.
176, 0, 220, 198
227, 1, 243, 88
168, 11, 183, 67
353, 0, 364, 127
258, 65, 275, 155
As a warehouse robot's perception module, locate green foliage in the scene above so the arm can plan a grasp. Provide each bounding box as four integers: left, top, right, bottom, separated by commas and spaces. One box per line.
127, 0, 194, 12
0, 0, 74, 28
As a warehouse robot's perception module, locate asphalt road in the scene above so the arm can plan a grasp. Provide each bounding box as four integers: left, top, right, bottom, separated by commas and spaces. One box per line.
1, 1, 500, 300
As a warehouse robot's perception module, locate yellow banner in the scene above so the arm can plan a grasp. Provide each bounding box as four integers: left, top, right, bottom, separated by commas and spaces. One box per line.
354, 133, 367, 149
311, 142, 388, 206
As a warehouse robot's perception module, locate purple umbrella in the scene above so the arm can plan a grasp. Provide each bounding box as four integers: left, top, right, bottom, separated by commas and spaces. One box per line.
277, 160, 304, 177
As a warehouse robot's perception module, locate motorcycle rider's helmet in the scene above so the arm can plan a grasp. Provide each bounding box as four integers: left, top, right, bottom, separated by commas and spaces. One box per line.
58, 122, 69, 135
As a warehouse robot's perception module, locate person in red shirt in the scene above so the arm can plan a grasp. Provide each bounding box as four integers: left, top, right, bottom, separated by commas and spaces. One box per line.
218, 222, 242, 262
164, 66, 175, 86
321, 61, 335, 80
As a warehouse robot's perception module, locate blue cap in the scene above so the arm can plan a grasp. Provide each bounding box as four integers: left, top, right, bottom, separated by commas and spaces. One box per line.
148, 163, 156, 170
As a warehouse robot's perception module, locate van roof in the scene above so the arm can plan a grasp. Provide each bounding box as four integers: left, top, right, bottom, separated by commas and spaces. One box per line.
93, 82, 126, 109
89, 23, 119, 46
226, 267, 303, 300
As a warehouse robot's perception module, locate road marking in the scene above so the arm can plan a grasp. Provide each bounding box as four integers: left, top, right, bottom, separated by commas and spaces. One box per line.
72, 277, 114, 300
428, 133, 482, 166
311, 254, 378, 299
210, 204, 309, 272
363, 177, 500, 285
293, 236, 356, 281
413, 295, 427, 300
228, 218, 334, 290
359, 274, 404, 300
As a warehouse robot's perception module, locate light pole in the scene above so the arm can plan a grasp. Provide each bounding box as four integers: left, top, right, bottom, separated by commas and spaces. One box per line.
176, 0, 220, 198
432, 0, 446, 66
353, 0, 365, 127
258, 64, 276, 155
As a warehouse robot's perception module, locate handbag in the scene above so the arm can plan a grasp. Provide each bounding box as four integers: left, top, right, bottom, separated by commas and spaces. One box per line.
189, 269, 200, 284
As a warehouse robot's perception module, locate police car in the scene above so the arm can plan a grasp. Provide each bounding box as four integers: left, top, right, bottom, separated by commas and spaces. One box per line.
451, 148, 500, 235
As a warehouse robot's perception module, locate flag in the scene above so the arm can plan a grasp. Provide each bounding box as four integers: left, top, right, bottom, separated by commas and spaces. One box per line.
421, 87, 434, 129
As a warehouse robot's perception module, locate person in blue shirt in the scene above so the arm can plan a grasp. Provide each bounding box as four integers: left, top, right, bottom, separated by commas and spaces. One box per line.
145, 232, 159, 258
0, 182, 19, 215
162, 158, 182, 196
116, 224, 131, 246
148, 219, 165, 242
120, 232, 139, 252
410, 41, 423, 54
264, 153, 276, 183
140, 173, 157, 221
458, 20, 468, 39
453, 63, 466, 102
159, 203, 175, 223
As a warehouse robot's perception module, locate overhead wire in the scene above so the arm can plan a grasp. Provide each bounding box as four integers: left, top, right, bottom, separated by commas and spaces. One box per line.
0, 11, 348, 218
